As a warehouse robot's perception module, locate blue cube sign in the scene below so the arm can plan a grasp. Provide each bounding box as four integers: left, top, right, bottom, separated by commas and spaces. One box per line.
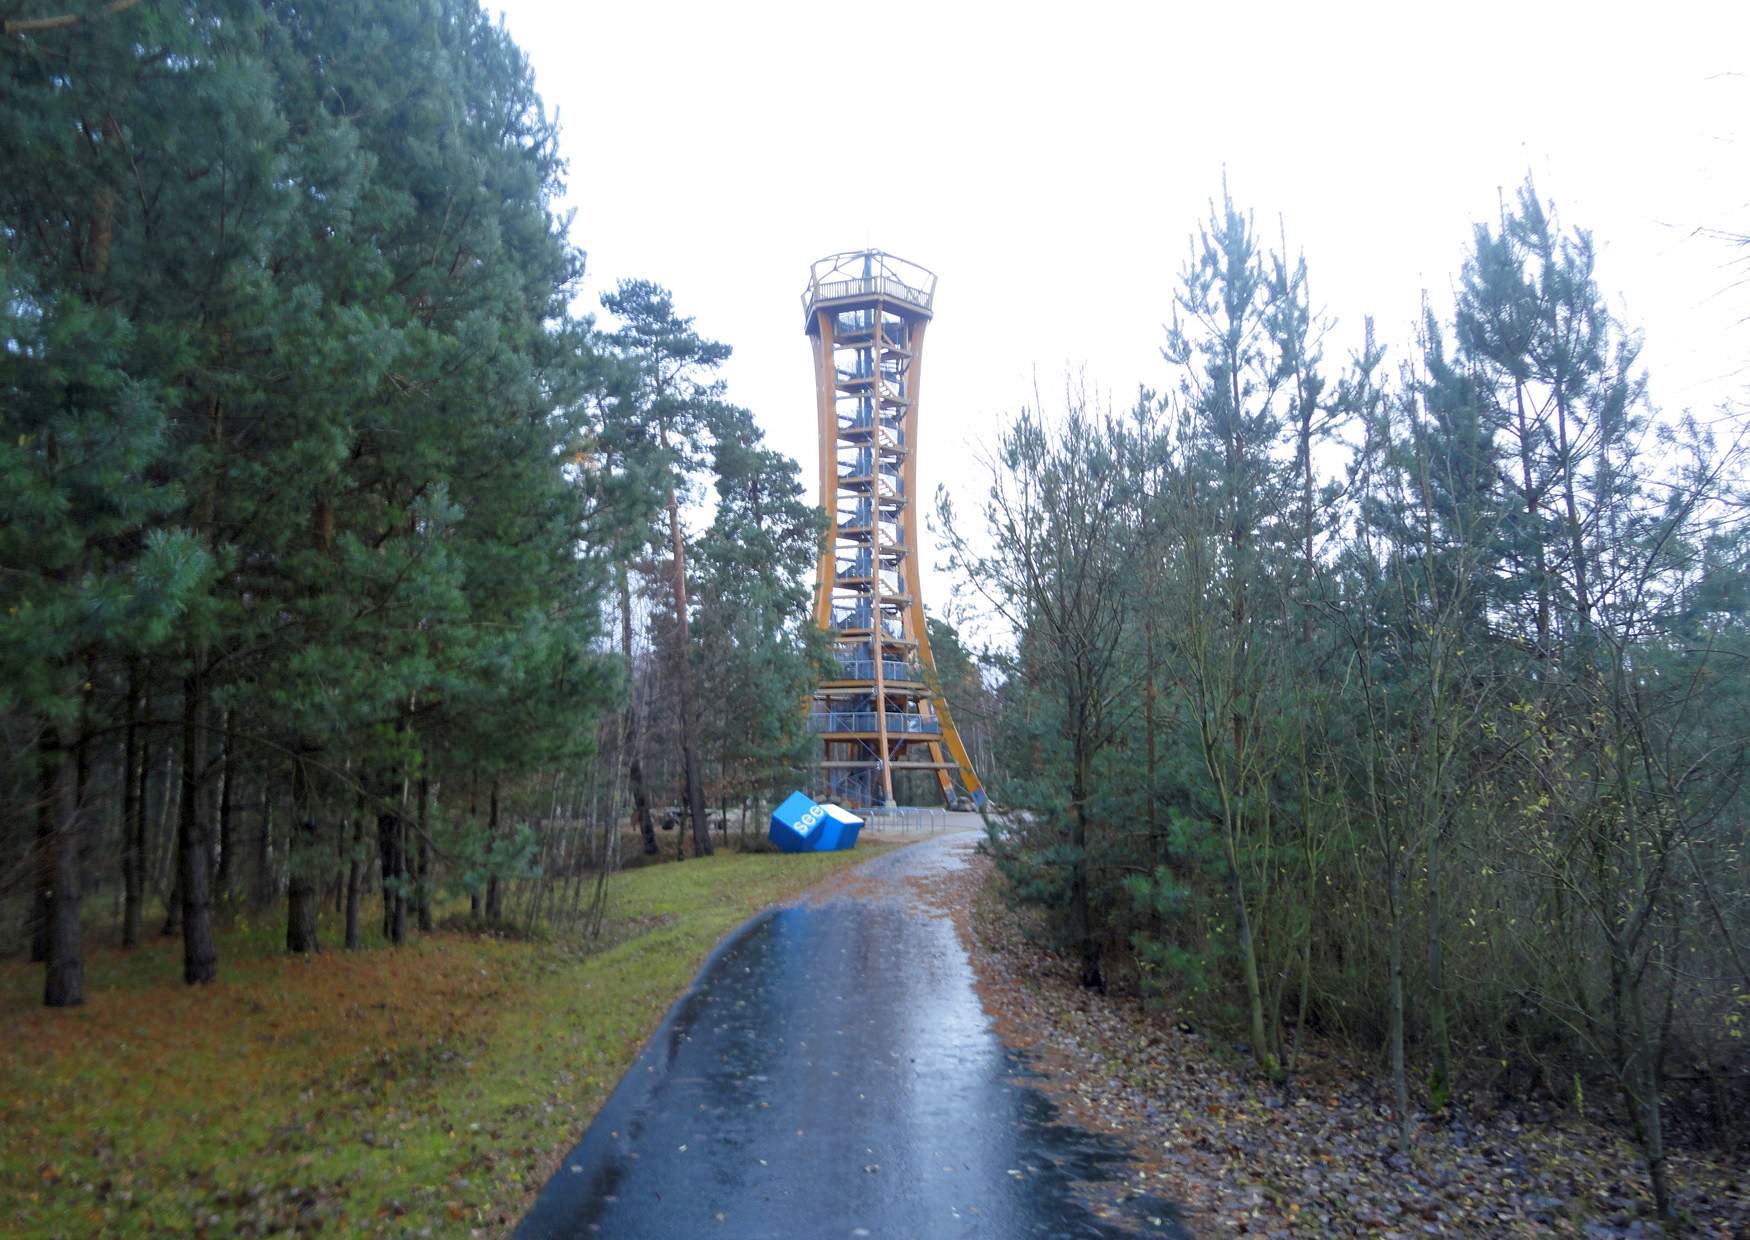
769, 791, 863, 853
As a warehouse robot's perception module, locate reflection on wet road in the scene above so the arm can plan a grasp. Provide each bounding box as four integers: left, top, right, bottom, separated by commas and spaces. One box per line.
518, 833, 1186, 1239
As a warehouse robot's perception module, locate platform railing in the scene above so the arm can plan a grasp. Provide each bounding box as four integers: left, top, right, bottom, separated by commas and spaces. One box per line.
804, 274, 933, 318
828, 658, 924, 682
808, 711, 942, 734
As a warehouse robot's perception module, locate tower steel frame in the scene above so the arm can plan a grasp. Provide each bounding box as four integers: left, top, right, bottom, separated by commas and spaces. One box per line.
802, 250, 983, 808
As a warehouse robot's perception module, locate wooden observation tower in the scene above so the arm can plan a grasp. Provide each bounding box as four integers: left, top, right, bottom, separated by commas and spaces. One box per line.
802, 251, 984, 809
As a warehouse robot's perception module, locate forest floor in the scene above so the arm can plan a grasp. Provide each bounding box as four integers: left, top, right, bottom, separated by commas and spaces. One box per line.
0, 835, 903, 1238
938, 848, 1750, 1239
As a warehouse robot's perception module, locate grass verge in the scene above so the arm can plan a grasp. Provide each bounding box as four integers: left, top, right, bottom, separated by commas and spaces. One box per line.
0, 839, 900, 1237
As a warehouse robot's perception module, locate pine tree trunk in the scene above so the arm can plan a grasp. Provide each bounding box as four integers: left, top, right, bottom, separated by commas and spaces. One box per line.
526, 818, 549, 932
378, 794, 394, 939
1388, 855, 1412, 1155
1293, 925, 1314, 1070
618, 568, 659, 855
390, 818, 406, 944
661, 474, 712, 859
286, 761, 320, 953
30, 741, 53, 962
43, 726, 85, 1008
155, 743, 179, 936
379, 806, 394, 940
1553, 392, 1594, 634
331, 846, 344, 913
484, 779, 503, 921
415, 776, 433, 933
287, 825, 318, 951
1226, 817, 1271, 1077
1513, 381, 1552, 654
344, 812, 364, 950
1070, 730, 1101, 990
1289, 735, 1318, 1074
286, 847, 318, 952
1628, 976, 1673, 1221
253, 777, 275, 911
467, 777, 480, 917
380, 782, 405, 945
121, 661, 145, 947
215, 709, 236, 896
1144, 617, 1159, 876
178, 665, 218, 984
160, 874, 181, 937
1426, 829, 1452, 1110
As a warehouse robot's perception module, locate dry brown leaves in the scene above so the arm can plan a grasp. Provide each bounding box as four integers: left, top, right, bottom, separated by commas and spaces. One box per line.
914, 847, 1749, 1239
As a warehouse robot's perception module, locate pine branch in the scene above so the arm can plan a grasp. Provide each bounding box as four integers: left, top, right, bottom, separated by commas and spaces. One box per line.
5, 0, 141, 37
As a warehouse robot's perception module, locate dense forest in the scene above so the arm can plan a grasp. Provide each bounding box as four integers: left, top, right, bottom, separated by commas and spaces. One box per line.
1, 0, 822, 1007
940, 186, 1749, 1217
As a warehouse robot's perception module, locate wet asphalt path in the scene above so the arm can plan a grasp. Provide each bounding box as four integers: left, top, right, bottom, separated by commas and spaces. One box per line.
517, 832, 1187, 1239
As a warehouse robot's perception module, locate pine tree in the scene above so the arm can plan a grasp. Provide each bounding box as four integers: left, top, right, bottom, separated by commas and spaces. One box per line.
938, 392, 1136, 990
694, 408, 827, 815
1159, 187, 1294, 1076
0, 1, 263, 997
601, 280, 737, 860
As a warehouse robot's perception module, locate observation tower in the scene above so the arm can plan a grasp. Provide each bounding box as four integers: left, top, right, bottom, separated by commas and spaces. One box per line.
802, 251, 983, 809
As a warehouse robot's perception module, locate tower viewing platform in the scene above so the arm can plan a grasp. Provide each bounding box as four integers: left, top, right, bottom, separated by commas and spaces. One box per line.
802, 251, 937, 326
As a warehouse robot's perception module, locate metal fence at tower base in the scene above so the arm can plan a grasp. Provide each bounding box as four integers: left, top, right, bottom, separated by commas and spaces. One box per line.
858, 807, 988, 835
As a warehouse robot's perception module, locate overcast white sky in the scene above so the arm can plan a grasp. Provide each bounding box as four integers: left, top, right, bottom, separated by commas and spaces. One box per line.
494, 0, 1748, 630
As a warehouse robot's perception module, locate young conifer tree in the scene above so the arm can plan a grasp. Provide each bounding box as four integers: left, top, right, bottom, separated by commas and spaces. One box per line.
601, 281, 738, 860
